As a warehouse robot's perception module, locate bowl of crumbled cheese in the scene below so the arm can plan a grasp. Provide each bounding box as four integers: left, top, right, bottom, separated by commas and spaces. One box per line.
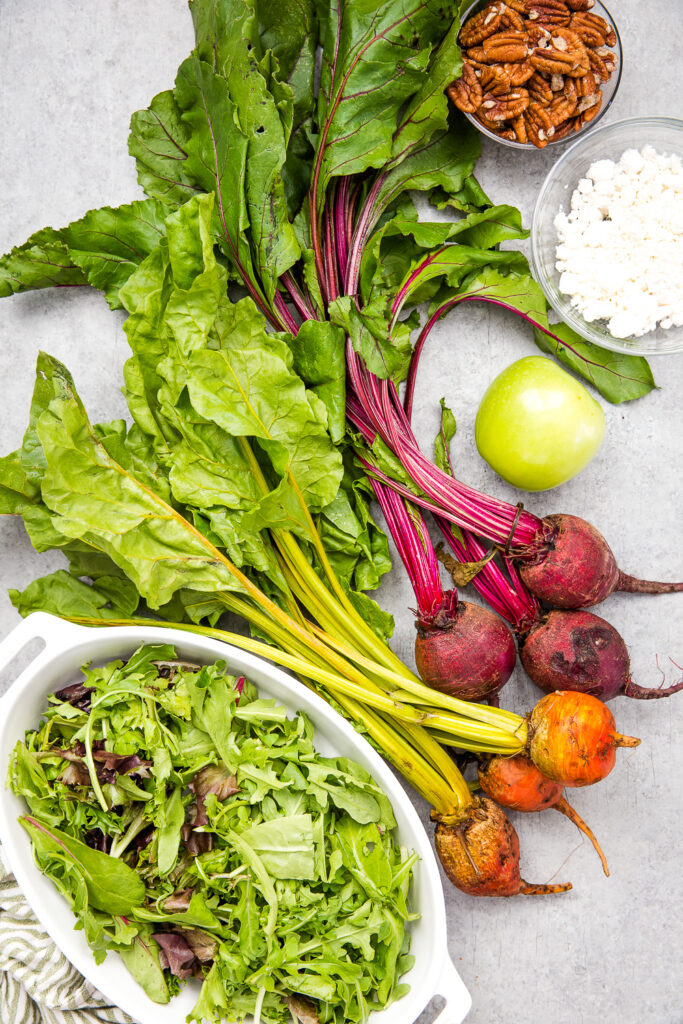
530, 116, 683, 353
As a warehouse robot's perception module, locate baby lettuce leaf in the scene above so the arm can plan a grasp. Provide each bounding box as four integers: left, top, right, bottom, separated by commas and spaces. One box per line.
20, 816, 145, 916
239, 814, 317, 880
118, 926, 170, 1005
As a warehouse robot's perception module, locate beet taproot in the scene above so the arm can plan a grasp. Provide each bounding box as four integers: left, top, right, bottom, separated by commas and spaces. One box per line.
528, 691, 639, 788
434, 796, 572, 896
520, 514, 683, 609
478, 754, 609, 875
520, 609, 683, 702
415, 599, 516, 703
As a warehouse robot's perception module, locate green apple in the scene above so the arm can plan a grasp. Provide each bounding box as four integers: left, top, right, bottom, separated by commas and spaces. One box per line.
475, 356, 605, 491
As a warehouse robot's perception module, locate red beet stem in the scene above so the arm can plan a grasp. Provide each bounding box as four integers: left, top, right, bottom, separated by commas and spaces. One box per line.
369, 477, 445, 618
553, 797, 609, 877
617, 572, 683, 595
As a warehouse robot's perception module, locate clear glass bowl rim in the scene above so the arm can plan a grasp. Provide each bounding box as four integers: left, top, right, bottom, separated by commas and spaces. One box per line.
530, 115, 683, 355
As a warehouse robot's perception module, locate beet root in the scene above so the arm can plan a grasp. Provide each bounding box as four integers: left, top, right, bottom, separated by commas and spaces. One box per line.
434, 796, 572, 896
520, 608, 683, 702
478, 754, 609, 876
415, 599, 516, 702
519, 513, 683, 610
528, 690, 639, 788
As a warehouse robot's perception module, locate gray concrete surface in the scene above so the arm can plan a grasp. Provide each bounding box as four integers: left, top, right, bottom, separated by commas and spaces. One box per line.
0, 2, 682, 1022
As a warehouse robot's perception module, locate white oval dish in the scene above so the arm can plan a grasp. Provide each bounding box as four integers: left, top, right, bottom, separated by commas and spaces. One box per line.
0, 612, 471, 1024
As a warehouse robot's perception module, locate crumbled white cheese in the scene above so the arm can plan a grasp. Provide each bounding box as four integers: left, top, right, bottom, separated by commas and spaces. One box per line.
553, 145, 683, 338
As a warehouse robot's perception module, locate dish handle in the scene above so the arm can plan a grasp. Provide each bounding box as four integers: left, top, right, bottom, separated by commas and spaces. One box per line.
431, 955, 472, 1024
0, 612, 85, 678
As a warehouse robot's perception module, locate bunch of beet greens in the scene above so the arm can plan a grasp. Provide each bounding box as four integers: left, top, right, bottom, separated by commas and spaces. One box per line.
0, 0, 664, 893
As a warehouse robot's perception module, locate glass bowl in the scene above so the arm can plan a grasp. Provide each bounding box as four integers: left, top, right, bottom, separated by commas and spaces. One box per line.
458, 0, 622, 150
530, 116, 683, 355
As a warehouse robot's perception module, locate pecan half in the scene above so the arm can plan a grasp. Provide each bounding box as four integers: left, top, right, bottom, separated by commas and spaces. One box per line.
525, 100, 556, 146
548, 89, 577, 124
526, 0, 571, 25
511, 114, 528, 143
505, 0, 529, 12
587, 47, 616, 81
482, 30, 530, 62
570, 11, 616, 47
504, 59, 536, 85
574, 69, 598, 97
566, 0, 594, 8
530, 27, 589, 76
478, 64, 513, 94
527, 71, 555, 104
447, 64, 484, 113
574, 93, 602, 129
479, 87, 530, 120
460, 5, 505, 47
500, 5, 527, 31
476, 112, 517, 140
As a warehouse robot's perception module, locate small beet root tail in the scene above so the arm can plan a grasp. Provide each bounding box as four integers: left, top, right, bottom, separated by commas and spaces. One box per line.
617, 572, 683, 596
553, 797, 609, 877
615, 733, 640, 748
623, 676, 683, 701
518, 879, 572, 895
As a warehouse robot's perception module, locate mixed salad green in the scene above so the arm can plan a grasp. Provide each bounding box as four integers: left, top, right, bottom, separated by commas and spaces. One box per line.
9, 644, 417, 1023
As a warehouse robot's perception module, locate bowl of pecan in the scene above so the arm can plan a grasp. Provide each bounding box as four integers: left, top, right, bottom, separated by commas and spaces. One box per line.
449, 0, 622, 149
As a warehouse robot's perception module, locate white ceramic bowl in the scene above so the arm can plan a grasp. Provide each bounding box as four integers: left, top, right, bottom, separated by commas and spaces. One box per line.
0, 613, 471, 1024
531, 116, 683, 354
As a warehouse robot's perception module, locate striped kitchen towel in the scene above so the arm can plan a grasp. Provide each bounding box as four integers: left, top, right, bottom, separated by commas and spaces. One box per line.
0, 849, 134, 1024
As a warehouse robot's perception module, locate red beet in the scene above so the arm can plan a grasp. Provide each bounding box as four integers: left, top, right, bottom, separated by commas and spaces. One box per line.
528, 691, 640, 788
434, 796, 572, 896
415, 598, 517, 703
520, 514, 683, 610
520, 608, 683, 702
478, 754, 609, 875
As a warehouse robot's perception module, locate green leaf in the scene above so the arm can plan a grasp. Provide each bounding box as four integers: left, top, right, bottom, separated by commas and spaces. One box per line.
119, 927, 170, 1005
314, 0, 458, 204
239, 813, 316, 879
9, 569, 139, 622
434, 397, 456, 475
20, 816, 145, 916
32, 353, 247, 608
533, 321, 657, 404
454, 266, 656, 404
128, 90, 200, 208
0, 200, 169, 310
286, 319, 346, 443
156, 786, 185, 875
189, 1, 301, 302
259, 0, 318, 126
328, 295, 414, 383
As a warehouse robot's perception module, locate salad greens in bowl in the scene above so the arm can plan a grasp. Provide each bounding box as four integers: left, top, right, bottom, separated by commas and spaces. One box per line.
0, 614, 470, 1024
